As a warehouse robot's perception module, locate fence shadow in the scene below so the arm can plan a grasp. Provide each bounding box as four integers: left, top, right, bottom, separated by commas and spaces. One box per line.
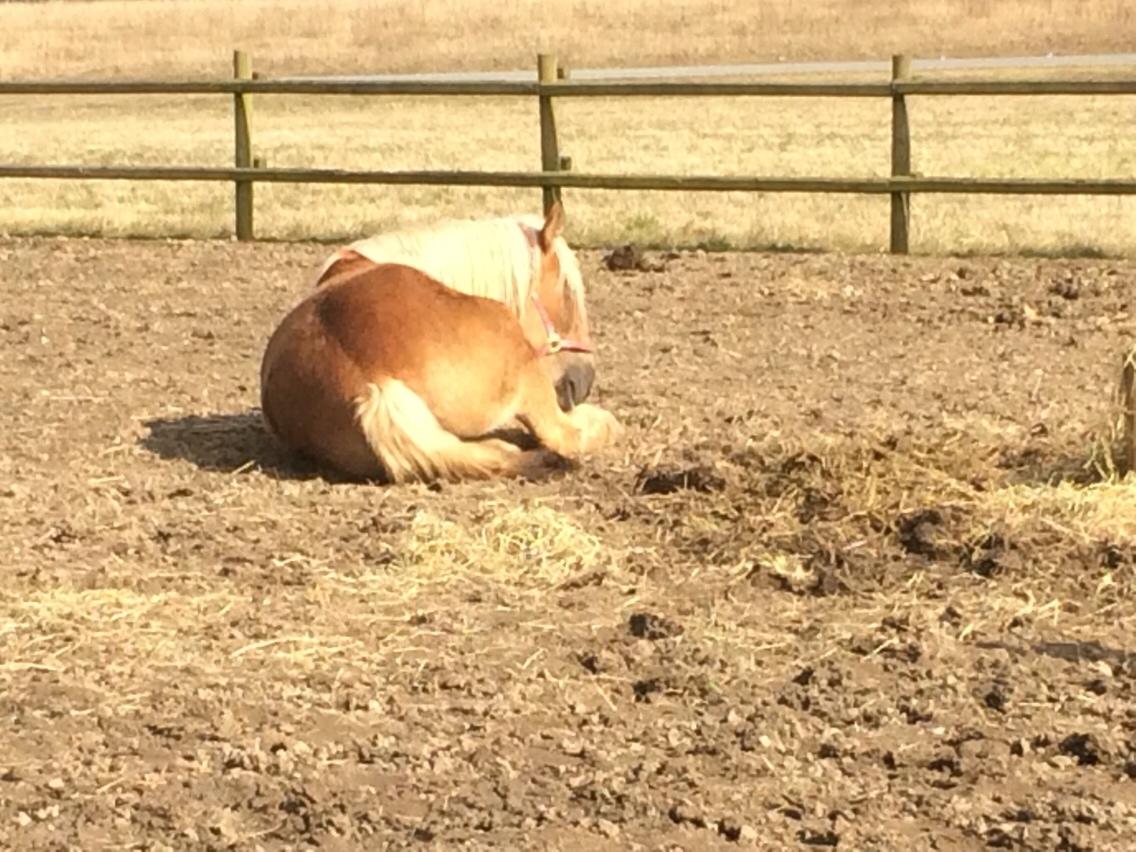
977, 637, 1134, 668
992, 429, 1117, 489
140, 411, 345, 482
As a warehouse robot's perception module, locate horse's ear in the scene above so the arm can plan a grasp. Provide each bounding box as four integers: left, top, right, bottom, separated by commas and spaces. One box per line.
539, 200, 565, 252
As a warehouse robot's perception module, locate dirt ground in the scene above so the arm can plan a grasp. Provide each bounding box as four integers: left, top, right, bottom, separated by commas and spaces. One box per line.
3, 235, 1136, 850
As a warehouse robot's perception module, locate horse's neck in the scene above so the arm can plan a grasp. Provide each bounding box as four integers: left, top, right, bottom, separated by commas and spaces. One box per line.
346, 221, 534, 314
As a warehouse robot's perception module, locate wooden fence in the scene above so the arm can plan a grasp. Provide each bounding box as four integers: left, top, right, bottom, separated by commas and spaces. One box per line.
2, 51, 1135, 253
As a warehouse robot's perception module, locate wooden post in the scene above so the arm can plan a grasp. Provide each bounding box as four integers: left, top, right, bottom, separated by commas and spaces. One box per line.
233, 50, 254, 241
890, 53, 911, 254
537, 53, 562, 214
1123, 350, 1136, 476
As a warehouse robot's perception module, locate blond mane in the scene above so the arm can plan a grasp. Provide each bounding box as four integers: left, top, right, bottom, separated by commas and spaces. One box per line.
315, 214, 585, 320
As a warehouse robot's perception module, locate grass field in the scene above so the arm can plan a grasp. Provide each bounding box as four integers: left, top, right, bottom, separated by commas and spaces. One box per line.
3, 0, 1134, 79
0, 0, 1134, 252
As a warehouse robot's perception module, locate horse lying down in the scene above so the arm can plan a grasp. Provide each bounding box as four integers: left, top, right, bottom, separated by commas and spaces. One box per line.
259, 202, 623, 483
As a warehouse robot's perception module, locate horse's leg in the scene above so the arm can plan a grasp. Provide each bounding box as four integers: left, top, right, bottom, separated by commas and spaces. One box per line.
511, 359, 623, 458
354, 378, 557, 483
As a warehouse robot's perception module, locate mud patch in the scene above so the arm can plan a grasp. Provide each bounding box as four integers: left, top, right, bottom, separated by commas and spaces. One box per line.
635, 464, 727, 494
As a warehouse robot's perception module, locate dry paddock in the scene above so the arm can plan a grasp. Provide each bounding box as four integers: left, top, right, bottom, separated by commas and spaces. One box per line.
3, 236, 1136, 850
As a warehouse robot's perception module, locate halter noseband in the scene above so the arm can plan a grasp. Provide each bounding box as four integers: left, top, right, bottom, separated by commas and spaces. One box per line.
519, 224, 594, 358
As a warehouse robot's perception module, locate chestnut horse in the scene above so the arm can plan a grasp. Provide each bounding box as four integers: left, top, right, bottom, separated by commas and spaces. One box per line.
259, 202, 622, 483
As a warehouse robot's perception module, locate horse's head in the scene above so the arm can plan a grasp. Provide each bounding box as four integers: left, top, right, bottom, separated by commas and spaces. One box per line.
520, 202, 596, 411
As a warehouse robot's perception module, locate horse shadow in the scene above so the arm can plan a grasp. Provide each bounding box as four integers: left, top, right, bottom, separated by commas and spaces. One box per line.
140, 411, 337, 482
140, 412, 556, 484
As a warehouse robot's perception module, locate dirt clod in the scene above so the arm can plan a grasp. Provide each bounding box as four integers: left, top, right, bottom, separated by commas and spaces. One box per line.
628, 611, 683, 640
633, 678, 663, 702
635, 464, 726, 494
896, 508, 950, 557
1058, 733, 1102, 766
603, 244, 667, 273
667, 802, 707, 828
984, 684, 1010, 712
799, 826, 840, 847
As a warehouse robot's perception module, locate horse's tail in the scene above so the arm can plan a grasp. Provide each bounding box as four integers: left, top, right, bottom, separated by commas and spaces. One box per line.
354, 379, 545, 483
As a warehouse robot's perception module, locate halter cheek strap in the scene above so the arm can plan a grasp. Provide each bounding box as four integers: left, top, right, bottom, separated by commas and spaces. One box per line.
519, 224, 594, 358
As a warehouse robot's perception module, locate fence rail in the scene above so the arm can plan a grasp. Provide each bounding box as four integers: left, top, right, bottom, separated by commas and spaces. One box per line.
1, 50, 1134, 253
2, 165, 1134, 196
4, 78, 1136, 97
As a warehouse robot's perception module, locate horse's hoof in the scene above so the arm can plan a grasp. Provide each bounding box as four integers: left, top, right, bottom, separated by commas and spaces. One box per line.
572, 404, 624, 452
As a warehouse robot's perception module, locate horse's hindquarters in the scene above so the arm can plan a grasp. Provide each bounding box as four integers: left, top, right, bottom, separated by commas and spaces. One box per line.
259, 265, 541, 482
259, 299, 383, 479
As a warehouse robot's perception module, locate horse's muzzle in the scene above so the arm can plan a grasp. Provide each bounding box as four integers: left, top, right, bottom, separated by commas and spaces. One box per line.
556, 360, 595, 411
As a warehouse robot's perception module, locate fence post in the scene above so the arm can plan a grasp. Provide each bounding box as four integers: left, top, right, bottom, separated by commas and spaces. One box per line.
1123, 349, 1136, 476
537, 53, 562, 215
890, 53, 911, 254
233, 50, 254, 241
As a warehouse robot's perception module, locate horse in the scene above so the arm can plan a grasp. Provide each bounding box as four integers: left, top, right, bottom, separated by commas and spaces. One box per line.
258, 201, 623, 484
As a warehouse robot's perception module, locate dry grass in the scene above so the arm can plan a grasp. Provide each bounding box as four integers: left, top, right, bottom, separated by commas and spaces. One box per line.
2, 0, 1133, 80
1, 0, 1135, 252
726, 424, 1136, 614
0, 497, 624, 701
988, 480, 1136, 542
4, 424, 1133, 717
